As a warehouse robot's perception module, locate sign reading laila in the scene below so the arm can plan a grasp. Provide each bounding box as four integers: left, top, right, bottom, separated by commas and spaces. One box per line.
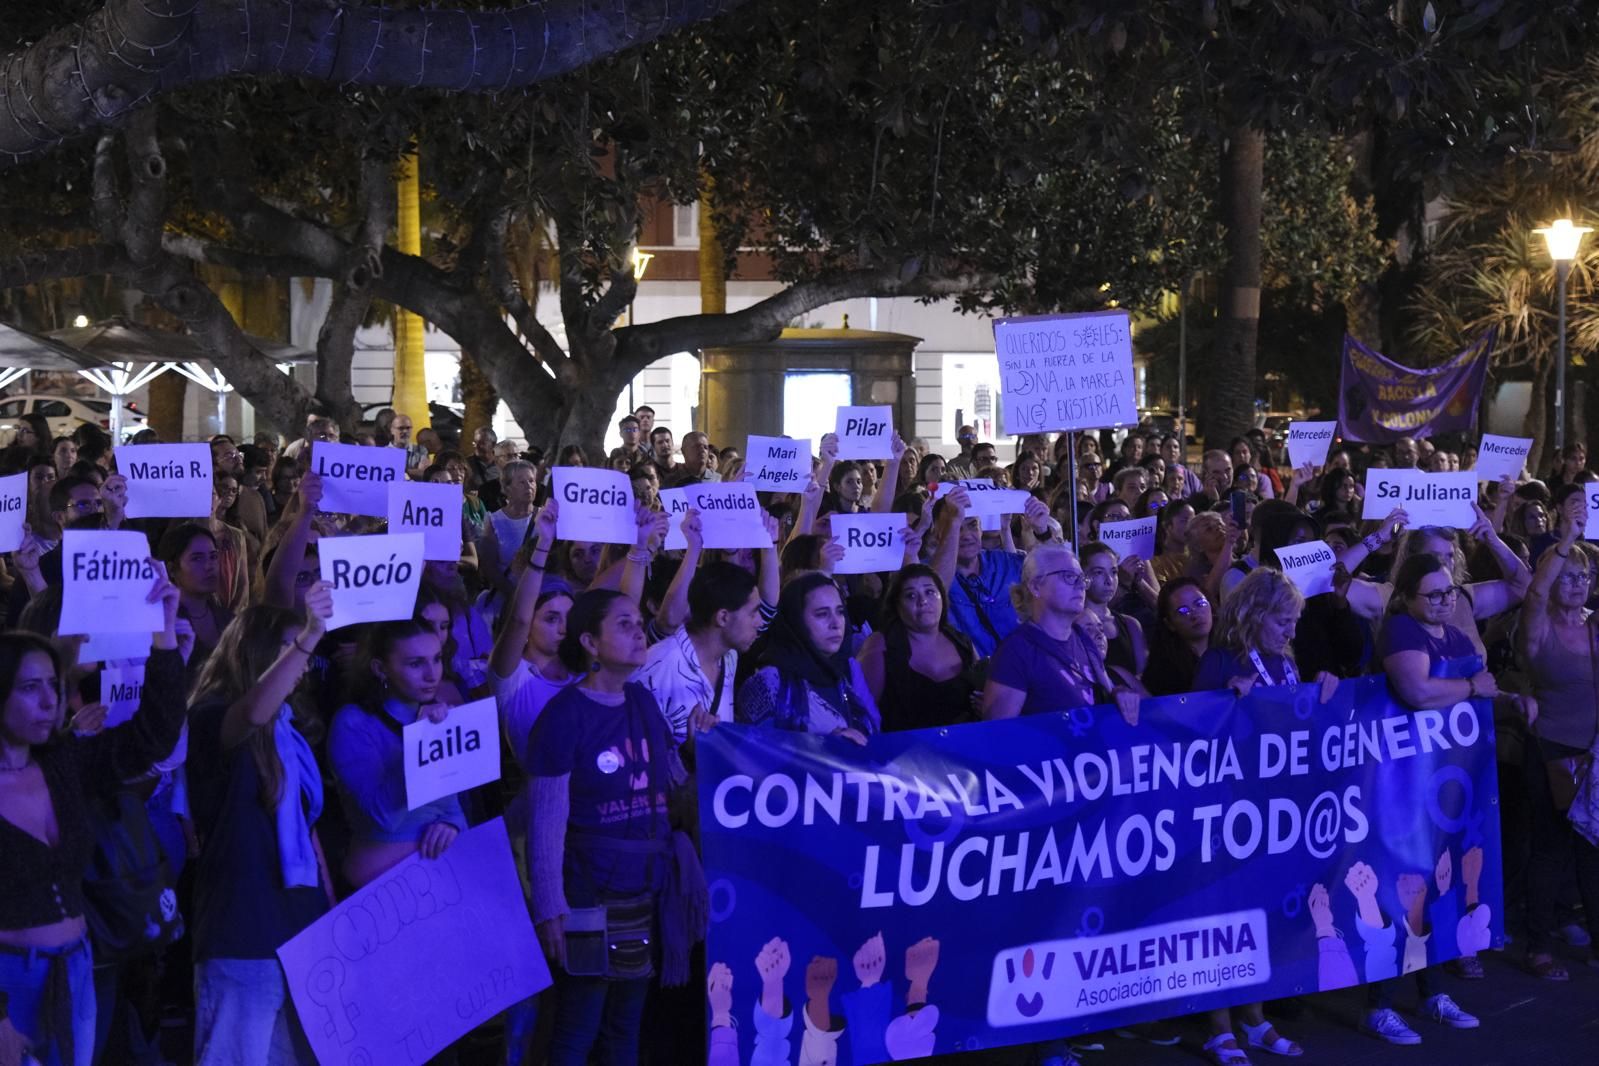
1338, 332, 1492, 444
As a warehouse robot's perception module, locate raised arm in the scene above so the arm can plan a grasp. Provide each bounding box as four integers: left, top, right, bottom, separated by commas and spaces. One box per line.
489, 501, 557, 680
758, 511, 781, 607
930, 487, 970, 593
220, 581, 333, 751
1465, 502, 1533, 616
263, 471, 323, 609
653, 510, 705, 636
1518, 520, 1579, 660
617, 505, 667, 605
1335, 507, 1407, 578
871, 434, 907, 515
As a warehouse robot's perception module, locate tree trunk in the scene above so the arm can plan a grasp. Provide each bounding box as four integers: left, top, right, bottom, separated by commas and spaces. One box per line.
461, 353, 497, 444
699, 177, 726, 315
1524, 354, 1550, 472
1200, 125, 1264, 449
147, 370, 186, 441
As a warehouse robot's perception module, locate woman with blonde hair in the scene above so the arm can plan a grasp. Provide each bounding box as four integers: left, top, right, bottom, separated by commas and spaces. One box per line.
1195, 568, 1340, 701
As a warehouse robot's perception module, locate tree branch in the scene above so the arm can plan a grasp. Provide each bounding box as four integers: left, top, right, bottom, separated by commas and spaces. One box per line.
0, 244, 130, 290
487, 206, 568, 369
0, 0, 752, 169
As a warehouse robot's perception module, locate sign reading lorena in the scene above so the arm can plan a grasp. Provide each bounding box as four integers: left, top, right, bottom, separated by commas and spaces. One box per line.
1363, 469, 1475, 528
992, 309, 1136, 434
101, 663, 146, 729
745, 435, 812, 492
1275, 539, 1338, 598
121, 443, 213, 518
60, 529, 164, 636
0, 472, 24, 552
830, 513, 906, 575
308, 441, 405, 517
553, 467, 636, 545
387, 481, 464, 561
834, 405, 895, 460
1474, 434, 1533, 483
1098, 516, 1157, 561
1285, 422, 1338, 471
404, 697, 500, 810
319, 532, 425, 631
662, 482, 771, 551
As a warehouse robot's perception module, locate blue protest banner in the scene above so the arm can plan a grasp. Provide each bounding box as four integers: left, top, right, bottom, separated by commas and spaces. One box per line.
698, 674, 1503, 1062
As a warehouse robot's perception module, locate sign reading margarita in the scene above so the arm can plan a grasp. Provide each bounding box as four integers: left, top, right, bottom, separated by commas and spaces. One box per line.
1362, 470, 1475, 528
310, 442, 405, 517
993, 310, 1136, 434
59, 530, 164, 636
121, 443, 213, 518
1098, 517, 1157, 561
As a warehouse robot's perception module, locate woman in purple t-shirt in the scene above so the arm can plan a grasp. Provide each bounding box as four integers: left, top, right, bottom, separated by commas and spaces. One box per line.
1192, 569, 1338, 703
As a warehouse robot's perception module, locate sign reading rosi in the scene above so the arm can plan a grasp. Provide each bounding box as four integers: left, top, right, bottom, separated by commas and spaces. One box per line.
319, 532, 425, 631
121, 443, 213, 518
992, 309, 1137, 434
309, 442, 405, 517
829, 513, 906, 575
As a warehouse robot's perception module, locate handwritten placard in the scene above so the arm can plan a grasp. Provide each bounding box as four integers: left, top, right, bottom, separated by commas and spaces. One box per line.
745, 435, 811, 492
404, 697, 500, 810
388, 481, 464, 561
120, 443, 213, 518
553, 467, 636, 545
59, 529, 164, 636
661, 483, 772, 551
1362, 469, 1475, 528
834, 405, 894, 460
1275, 539, 1337, 598
1097, 516, 1157, 561
1285, 421, 1338, 471
101, 663, 146, 729
1475, 434, 1532, 483
0, 472, 24, 552
830, 513, 906, 575
308, 442, 405, 517
277, 819, 550, 1066
319, 532, 425, 631
992, 309, 1136, 434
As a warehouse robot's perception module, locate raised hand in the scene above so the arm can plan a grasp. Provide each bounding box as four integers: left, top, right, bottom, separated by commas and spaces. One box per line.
805, 956, 838, 1032
420, 702, 450, 724
707, 962, 734, 1029
1344, 861, 1384, 928
101, 472, 128, 524
71, 701, 109, 736
1462, 846, 1483, 894
819, 538, 845, 574
1468, 502, 1495, 542
853, 932, 886, 988
1308, 883, 1336, 938
419, 821, 458, 859
905, 936, 940, 991
761, 510, 781, 545
302, 579, 335, 640
297, 468, 324, 513
533, 498, 559, 547
819, 434, 840, 462
1023, 495, 1051, 536
681, 508, 705, 553
890, 431, 908, 463
756, 937, 791, 1019
1435, 849, 1453, 895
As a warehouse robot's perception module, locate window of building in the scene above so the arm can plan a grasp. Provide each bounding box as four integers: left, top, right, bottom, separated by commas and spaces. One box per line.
673, 202, 699, 247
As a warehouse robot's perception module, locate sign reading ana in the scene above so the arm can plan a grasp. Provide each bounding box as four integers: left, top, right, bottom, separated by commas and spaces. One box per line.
834, 406, 895, 460
553, 467, 636, 545
1275, 539, 1337, 598
319, 532, 425, 631
1362, 469, 1475, 528
309, 442, 405, 517
745, 435, 811, 492
1285, 422, 1338, 471
0, 472, 24, 552
1098, 517, 1157, 561
661, 483, 771, 550
60, 530, 164, 636
1474, 435, 1533, 483
993, 310, 1136, 434
388, 481, 464, 561
121, 443, 213, 518
404, 698, 501, 810
277, 820, 550, 1066
830, 513, 906, 575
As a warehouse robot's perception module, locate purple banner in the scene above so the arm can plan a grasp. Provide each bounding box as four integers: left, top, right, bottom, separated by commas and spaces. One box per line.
1338, 333, 1492, 444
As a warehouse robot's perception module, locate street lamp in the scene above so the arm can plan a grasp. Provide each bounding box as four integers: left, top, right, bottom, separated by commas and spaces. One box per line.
1535, 218, 1591, 451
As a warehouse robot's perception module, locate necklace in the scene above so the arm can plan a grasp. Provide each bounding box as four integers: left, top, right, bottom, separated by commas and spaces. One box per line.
0, 756, 33, 773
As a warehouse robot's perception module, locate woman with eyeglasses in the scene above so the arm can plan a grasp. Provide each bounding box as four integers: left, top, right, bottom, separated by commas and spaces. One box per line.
1142, 578, 1212, 696
1517, 518, 1599, 981
1076, 454, 1108, 505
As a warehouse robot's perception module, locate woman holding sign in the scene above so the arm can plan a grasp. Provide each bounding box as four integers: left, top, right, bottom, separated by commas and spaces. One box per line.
0, 571, 183, 1066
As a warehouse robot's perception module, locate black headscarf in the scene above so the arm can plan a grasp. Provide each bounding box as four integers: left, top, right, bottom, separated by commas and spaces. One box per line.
758, 572, 872, 730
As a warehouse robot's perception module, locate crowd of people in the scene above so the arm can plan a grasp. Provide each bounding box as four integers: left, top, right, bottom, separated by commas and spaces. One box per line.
0, 400, 1595, 1066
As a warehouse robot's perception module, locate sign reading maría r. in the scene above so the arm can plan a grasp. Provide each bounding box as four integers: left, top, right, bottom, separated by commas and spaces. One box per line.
993, 309, 1136, 434
0, 472, 24, 552
404, 697, 500, 810
830, 513, 906, 575
59, 529, 164, 636
319, 532, 425, 631
387, 481, 464, 561
553, 468, 636, 545
121, 443, 213, 518
309, 441, 405, 517
834, 406, 894, 460
745, 435, 811, 492
1362, 469, 1475, 528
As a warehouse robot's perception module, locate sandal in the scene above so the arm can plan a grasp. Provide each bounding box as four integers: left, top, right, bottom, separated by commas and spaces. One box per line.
1241, 1020, 1303, 1057
1527, 953, 1571, 982
1448, 955, 1485, 979
1203, 1033, 1252, 1066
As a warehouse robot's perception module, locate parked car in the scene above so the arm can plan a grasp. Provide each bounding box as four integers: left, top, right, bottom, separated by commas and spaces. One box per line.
0, 392, 147, 444
360, 401, 465, 439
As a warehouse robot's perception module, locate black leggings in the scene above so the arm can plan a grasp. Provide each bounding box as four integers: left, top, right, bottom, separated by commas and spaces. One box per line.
1523, 738, 1599, 955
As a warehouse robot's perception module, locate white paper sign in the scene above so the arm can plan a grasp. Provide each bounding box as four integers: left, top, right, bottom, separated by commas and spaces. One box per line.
553, 467, 636, 545
745, 435, 812, 492
1362, 469, 1475, 527
1286, 422, 1338, 471
403, 697, 501, 810
834, 406, 894, 460
277, 820, 550, 1066
830, 513, 906, 575
934, 480, 1032, 519
1584, 482, 1599, 540
1475, 435, 1532, 483
0, 472, 25, 552
59, 530, 164, 636
319, 532, 425, 631
101, 663, 147, 729
307, 441, 405, 517
80, 629, 152, 665
992, 309, 1137, 433
1097, 516, 1157, 561
1275, 539, 1337, 598
387, 481, 464, 561
661, 483, 772, 550
120, 443, 213, 518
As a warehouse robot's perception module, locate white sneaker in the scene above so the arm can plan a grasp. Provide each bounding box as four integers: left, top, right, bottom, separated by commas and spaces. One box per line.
1425, 994, 1479, 1029
1364, 1008, 1422, 1045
